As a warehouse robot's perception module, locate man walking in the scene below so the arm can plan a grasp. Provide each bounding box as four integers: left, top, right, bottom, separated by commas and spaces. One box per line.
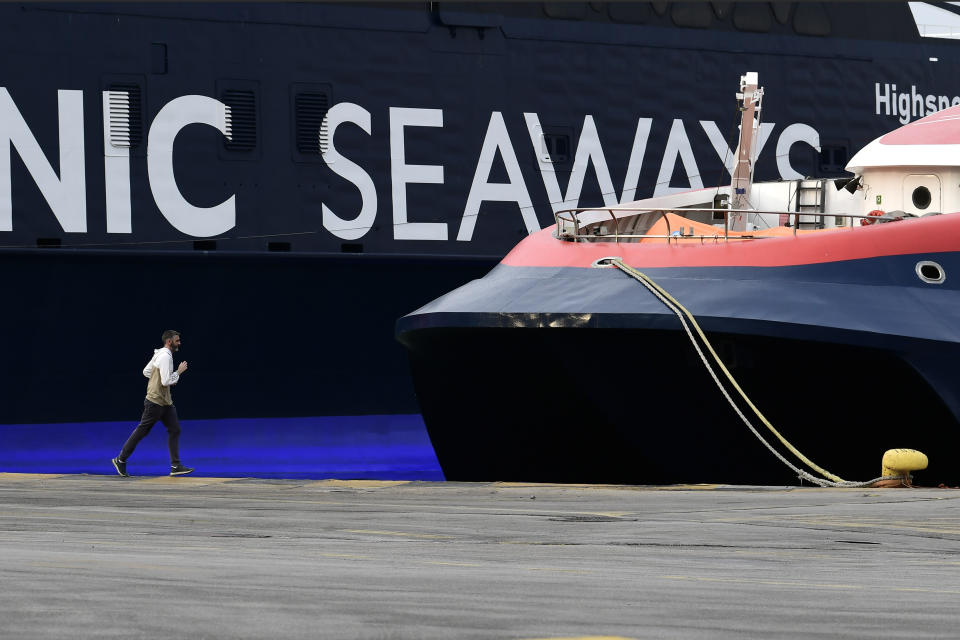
112, 330, 194, 477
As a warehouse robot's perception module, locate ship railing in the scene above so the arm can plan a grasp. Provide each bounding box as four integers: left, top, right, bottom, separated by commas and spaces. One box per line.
553, 207, 886, 244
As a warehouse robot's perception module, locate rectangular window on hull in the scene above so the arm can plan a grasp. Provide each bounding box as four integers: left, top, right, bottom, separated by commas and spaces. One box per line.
542, 133, 570, 163
818, 142, 849, 176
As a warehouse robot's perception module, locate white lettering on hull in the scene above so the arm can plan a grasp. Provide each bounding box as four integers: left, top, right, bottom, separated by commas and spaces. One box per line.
700, 120, 776, 178
458, 111, 537, 242
524, 113, 653, 212
0, 87, 827, 243
0, 88, 86, 232
776, 123, 821, 181
147, 95, 236, 238
103, 90, 131, 234
654, 119, 703, 197
321, 102, 377, 241
875, 82, 960, 125
620, 117, 653, 205
390, 107, 446, 241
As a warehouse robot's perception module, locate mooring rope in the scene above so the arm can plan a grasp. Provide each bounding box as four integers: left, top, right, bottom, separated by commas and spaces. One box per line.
608, 258, 903, 488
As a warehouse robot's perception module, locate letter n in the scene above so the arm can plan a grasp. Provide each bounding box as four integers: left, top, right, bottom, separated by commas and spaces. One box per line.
0, 88, 86, 232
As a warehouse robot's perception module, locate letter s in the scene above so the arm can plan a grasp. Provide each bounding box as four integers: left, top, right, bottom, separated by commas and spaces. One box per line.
321, 103, 377, 241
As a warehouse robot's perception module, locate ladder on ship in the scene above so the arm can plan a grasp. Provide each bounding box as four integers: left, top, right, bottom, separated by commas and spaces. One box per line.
791, 179, 826, 229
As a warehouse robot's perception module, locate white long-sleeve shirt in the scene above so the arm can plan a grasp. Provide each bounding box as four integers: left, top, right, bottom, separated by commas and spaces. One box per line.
143, 347, 180, 386
143, 347, 180, 405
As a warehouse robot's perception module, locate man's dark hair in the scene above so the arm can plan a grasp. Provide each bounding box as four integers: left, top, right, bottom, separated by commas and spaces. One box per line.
161, 330, 180, 344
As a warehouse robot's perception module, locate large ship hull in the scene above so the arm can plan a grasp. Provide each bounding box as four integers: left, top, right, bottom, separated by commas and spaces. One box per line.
397, 216, 960, 485
1, 248, 495, 477
5, 2, 960, 476
1, 249, 496, 424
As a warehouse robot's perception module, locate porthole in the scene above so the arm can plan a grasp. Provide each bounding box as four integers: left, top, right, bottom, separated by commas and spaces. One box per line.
912, 186, 932, 210
592, 256, 622, 268
916, 260, 946, 284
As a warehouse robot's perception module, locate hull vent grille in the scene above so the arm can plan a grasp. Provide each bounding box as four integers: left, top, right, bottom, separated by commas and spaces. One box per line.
221, 89, 257, 152
295, 92, 330, 156
106, 84, 143, 150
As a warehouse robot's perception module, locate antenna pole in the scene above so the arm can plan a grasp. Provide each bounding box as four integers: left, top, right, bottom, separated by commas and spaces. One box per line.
729, 72, 763, 231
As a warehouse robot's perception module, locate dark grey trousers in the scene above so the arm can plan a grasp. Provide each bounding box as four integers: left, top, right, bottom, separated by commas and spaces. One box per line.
119, 399, 181, 465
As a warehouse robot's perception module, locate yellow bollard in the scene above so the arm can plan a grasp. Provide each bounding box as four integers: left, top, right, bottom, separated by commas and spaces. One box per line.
873, 449, 928, 487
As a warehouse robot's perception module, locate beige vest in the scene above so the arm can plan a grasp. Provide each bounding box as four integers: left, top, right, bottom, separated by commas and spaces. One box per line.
146, 362, 173, 406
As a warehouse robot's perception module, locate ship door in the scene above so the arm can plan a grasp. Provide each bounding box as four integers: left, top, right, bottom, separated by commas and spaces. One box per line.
902, 174, 941, 216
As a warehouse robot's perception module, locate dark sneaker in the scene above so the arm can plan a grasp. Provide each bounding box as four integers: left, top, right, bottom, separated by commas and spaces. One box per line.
111, 457, 129, 477
170, 464, 194, 476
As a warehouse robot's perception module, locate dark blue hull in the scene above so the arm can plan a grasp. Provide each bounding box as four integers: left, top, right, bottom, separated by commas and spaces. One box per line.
397, 255, 960, 485
2, 249, 498, 424
4, 2, 960, 477
0, 248, 492, 477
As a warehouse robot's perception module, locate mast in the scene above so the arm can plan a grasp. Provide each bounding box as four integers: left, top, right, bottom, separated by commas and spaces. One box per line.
728, 72, 763, 231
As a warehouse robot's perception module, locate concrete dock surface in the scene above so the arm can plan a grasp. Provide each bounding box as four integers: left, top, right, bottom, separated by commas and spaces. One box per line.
2, 473, 960, 639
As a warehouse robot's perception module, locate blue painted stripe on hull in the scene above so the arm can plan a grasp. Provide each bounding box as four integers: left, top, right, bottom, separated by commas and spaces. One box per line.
1, 415, 444, 480
398, 253, 960, 346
